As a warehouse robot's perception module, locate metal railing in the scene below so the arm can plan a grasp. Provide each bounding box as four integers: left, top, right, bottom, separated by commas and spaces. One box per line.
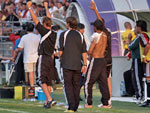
0, 36, 13, 57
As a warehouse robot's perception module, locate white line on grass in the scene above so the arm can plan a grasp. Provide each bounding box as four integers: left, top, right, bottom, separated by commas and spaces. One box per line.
0, 108, 30, 113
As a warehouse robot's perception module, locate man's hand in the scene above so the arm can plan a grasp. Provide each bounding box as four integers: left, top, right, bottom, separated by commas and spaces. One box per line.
81, 66, 87, 74
44, 2, 48, 9
143, 58, 148, 64
90, 0, 97, 11
128, 33, 132, 41
10, 57, 15, 63
27, 1, 32, 9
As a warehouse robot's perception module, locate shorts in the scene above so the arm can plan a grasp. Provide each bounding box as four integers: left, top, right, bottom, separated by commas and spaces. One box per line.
143, 62, 150, 77
24, 63, 36, 72
106, 64, 112, 78
36, 55, 54, 86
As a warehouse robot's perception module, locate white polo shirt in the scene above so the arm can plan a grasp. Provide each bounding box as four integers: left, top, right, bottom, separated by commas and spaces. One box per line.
18, 33, 40, 63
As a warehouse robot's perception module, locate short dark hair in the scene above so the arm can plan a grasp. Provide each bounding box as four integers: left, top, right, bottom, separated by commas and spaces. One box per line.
124, 22, 131, 28
27, 23, 34, 32
136, 20, 147, 32
52, 25, 60, 31
22, 3, 26, 6
42, 17, 52, 27
37, 4, 43, 8
77, 23, 85, 30
57, 2, 62, 5
51, 1, 55, 5
10, 2, 15, 6
91, 19, 104, 31
32, 2, 37, 6
66, 17, 77, 29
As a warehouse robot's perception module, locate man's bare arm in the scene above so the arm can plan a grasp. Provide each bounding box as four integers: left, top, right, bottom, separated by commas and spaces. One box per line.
81, 52, 87, 74
144, 44, 150, 56
82, 53, 87, 66
44, 2, 51, 18
59, 51, 63, 57
90, 0, 103, 22
88, 41, 96, 55
27, 1, 39, 25
13, 48, 23, 60
143, 44, 150, 63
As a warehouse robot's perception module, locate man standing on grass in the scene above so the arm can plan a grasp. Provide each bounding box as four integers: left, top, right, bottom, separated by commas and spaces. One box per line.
84, 18, 110, 109
84, 0, 111, 109
27, 1, 57, 108
89, 0, 113, 106
13, 23, 40, 95
128, 21, 144, 104
136, 20, 150, 107
59, 17, 87, 112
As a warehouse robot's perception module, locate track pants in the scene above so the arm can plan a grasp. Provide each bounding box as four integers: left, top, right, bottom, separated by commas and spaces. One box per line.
131, 59, 144, 99
15, 52, 25, 84
84, 58, 110, 105
63, 68, 81, 111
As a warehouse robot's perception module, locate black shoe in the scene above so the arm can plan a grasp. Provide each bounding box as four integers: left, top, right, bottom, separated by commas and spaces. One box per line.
139, 101, 150, 107
43, 101, 52, 109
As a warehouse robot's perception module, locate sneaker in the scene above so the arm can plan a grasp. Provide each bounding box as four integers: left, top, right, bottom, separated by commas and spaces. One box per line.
43, 101, 52, 109
28, 87, 35, 96
135, 97, 143, 104
64, 110, 75, 112
52, 100, 57, 106
98, 104, 112, 109
139, 101, 150, 107
85, 104, 93, 108
97, 104, 103, 108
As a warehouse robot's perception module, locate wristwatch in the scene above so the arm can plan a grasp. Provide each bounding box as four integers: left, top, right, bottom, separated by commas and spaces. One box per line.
143, 55, 146, 58
28, 7, 32, 10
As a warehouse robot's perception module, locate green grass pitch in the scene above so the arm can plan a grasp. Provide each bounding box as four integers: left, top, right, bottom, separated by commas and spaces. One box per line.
0, 89, 150, 113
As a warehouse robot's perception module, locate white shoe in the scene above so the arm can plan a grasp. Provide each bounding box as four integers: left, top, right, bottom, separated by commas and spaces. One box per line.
98, 104, 112, 109
98, 104, 103, 107
135, 98, 143, 104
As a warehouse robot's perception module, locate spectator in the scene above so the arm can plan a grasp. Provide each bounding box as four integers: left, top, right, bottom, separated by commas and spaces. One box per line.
122, 22, 136, 56
1, 0, 12, 10
15, 2, 23, 17
13, 23, 40, 95
0, 0, 3, 10
20, 3, 29, 18
9, 31, 20, 57
3, 3, 10, 17
26, 2, 37, 18
10, 2, 17, 14
56, 2, 64, 19
5, 5, 20, 26
36, 4, 44, 17
49, 1, 58, 17
0, 10, 6, 21
13, 31, 25, 85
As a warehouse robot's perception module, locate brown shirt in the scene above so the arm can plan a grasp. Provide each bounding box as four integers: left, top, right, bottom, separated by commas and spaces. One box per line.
88, 32, 107, 58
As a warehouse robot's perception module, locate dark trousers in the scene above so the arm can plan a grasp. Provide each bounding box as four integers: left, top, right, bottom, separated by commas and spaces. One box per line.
132, 59, 144, 99
15, 52, 25, 84
63, 68, 81, 111
124, 49, 129, 56
84, 58, 110, 105
123, 69, 135, 96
